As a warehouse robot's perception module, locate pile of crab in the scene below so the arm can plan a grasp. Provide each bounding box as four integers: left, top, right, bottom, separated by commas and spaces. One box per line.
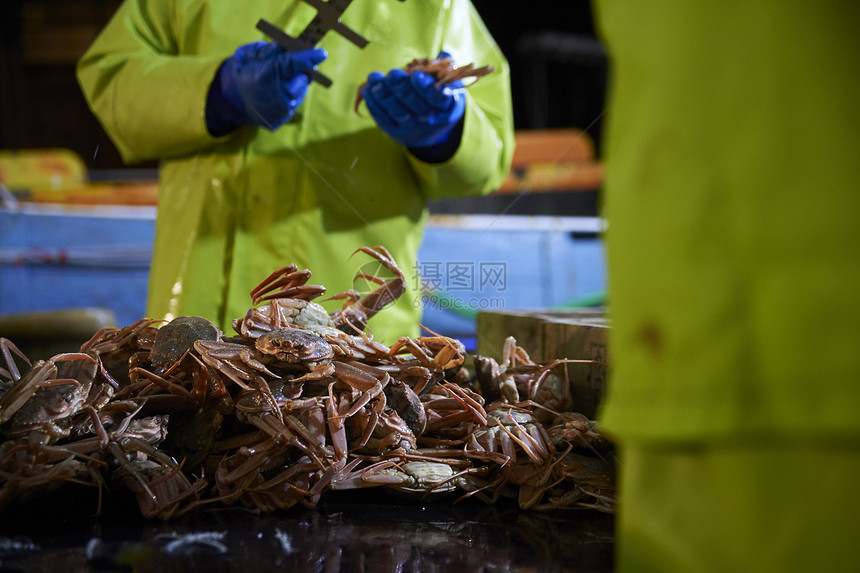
0, 246, 615, 519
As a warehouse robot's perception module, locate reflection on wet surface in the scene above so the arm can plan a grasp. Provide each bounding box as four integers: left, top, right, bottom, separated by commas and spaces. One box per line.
0, 490, 614, 572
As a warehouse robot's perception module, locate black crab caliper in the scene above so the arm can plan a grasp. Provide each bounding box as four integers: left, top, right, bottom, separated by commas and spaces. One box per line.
256, 0, 405, 88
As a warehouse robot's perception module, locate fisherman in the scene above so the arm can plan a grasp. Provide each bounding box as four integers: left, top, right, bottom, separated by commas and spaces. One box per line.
77, 0, 514, 342
594, 2, 860, 571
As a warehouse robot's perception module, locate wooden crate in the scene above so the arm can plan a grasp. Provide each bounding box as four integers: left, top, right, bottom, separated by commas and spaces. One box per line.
476, 309, 609, 419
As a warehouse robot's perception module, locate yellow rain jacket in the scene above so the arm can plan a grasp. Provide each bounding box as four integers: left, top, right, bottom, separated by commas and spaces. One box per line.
594, 2, 860, 571
77, 0, 514, 341
595, 1, 860, 443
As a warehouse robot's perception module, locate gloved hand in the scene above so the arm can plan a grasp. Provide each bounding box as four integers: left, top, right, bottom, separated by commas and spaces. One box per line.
206, 41, 327, 136
361, 52, 466, 159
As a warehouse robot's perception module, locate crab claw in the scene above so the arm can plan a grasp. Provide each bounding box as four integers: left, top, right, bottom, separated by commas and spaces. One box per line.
329, 246, 406, 335
249, 265, 326, 305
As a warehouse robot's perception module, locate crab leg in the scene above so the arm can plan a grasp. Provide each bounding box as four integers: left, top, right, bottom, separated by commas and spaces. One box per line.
0, 338, 30, 382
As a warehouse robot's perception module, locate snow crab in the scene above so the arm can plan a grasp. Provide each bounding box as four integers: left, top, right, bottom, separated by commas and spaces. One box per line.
233, 245, 405, 339
0, 344, 102, 443
354, 54, 495, 113
0, 245, 617, 518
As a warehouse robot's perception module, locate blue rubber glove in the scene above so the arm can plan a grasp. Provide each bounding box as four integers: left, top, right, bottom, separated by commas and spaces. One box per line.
206, 41, 327, 136
361, 52, 466, 162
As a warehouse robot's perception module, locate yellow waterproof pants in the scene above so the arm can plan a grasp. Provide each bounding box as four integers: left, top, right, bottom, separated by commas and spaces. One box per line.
615, 442, 860, 573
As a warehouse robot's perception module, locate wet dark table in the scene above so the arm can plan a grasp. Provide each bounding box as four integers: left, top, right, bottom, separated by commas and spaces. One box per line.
0, 490, 614, 572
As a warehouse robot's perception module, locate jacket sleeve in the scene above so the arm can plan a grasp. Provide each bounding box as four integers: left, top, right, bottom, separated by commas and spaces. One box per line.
406, 0, 515, 201
76, 0, 226, 164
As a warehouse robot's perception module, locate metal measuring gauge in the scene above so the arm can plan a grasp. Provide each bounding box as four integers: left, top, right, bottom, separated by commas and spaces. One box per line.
256, 0, 405, 88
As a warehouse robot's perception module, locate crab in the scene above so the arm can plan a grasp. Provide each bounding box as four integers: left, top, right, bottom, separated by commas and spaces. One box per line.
422, 382, 487, 439
234, 298, 333, 340
109, 437, 208, 519
254, 327, 335, 381
331, 459, 458, 498
193, 339, 278, 390
233, 379, 330, 469
149, 316, 222, 371
80, 318, 162, 389
389, 334, 465, 371
465, 406, 554, 467
234, 247, 406, 341
0, 352, 101, 442
546, 411, 615, 457
354, 55, 495, 113
0, 246, 618, 519
304, 325, 392, 362
328, 246, 406, 335
475, 336, 604, 415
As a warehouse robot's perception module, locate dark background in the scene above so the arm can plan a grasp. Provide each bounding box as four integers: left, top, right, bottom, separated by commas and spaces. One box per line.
471, 1, 606, 147
0, 1, 607, 181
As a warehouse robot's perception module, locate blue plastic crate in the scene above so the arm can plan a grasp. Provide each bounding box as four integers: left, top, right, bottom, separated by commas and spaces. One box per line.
417, 215, 606, 347
1, 208, 606, 346
0, 206, 155, 328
